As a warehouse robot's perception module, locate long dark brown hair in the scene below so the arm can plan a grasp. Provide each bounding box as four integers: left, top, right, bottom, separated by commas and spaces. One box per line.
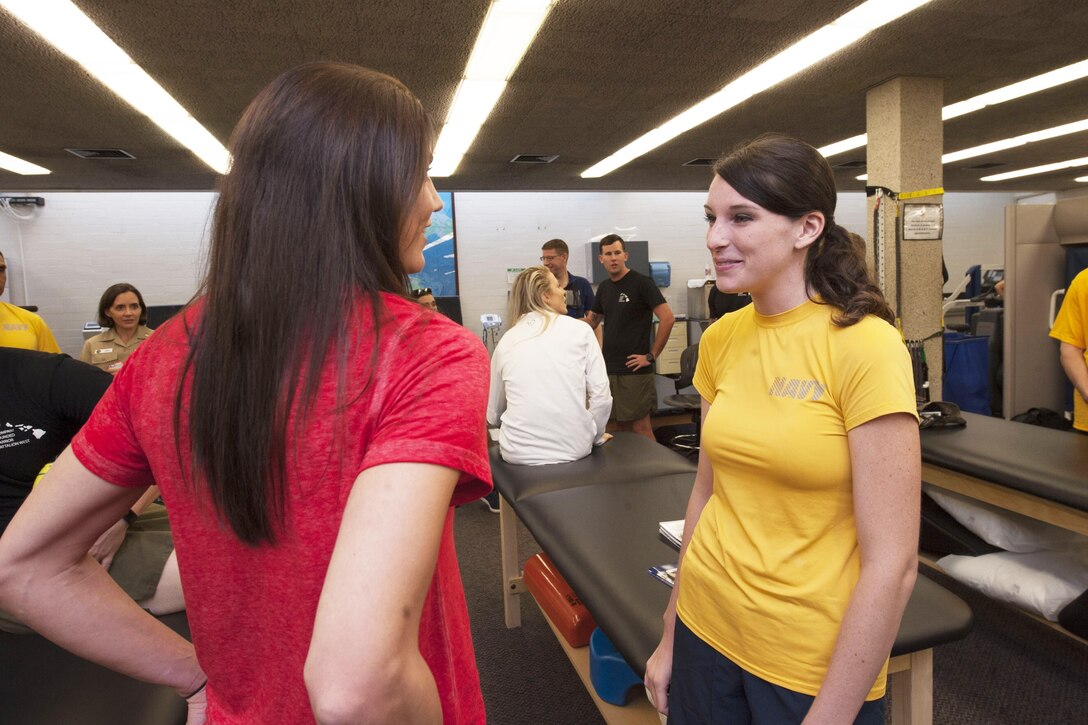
176, 62, 433, 544
713, 134, 893, 327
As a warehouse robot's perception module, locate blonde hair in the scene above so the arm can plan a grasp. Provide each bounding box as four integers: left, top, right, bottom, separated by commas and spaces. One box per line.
509, 266, 559, 329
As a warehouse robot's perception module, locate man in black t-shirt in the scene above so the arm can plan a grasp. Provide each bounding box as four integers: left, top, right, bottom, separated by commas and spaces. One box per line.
588, 235, 674, 440
0, 349, 181, 633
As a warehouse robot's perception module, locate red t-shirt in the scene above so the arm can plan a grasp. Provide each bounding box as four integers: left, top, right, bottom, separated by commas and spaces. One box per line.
72, 294, 492, 724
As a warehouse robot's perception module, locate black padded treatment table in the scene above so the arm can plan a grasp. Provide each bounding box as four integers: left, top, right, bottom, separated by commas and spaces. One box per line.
492, 432, 974, 725
0, 611, 190, 724
920, 412, 1088, 536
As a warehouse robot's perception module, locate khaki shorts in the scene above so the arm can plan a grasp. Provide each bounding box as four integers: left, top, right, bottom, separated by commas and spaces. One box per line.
0, 504, 174, 635
608, 373, 657, 422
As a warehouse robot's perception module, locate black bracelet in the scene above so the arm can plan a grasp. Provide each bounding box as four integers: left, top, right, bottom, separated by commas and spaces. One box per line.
122, 510, 139, 526
182, 678, 207, 700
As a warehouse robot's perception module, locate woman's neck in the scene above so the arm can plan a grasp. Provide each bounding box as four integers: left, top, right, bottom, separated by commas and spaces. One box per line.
114, 327, 137, 344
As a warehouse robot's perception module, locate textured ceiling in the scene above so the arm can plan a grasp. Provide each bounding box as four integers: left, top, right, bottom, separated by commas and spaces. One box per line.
0, 0, 1086, 193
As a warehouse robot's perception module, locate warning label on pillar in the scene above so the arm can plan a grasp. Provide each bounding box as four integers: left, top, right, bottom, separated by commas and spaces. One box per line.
902, 203, 943, 240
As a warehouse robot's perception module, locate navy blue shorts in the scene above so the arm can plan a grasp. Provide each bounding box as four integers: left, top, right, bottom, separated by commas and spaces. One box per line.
667, 617, 885, 725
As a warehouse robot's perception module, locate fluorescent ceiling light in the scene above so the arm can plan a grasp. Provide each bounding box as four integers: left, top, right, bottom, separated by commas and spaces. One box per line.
857, 174, 868, 181
430, 0, 555, 177
942, 118, 1088, 164
818, 134, 868, 158
821, 57, 1088, 159
981, 156, 1088, 182
1076, 175, 1088, 183
0, 0, 230, 174
582, 0, 934, 178
943, 59, 1088, 120
0, 150, 50, 175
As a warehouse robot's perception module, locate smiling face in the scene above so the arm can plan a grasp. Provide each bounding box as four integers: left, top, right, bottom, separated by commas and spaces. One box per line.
399, 176, 442, 274
704, 175, 822, 315
106, 291, 142, 334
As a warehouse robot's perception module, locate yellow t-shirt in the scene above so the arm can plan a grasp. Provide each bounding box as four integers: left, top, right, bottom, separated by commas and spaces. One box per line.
1049, 268, 1088, 432
0, 302, 60, 353
676, 300, 917, 700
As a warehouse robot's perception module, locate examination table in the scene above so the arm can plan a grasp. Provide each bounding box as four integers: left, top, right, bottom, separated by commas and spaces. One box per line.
920, 412, 1088, 536
493, 432, 974, 725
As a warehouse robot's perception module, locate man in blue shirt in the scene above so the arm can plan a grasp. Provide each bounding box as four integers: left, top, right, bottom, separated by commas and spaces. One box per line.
541, 239, 594, 320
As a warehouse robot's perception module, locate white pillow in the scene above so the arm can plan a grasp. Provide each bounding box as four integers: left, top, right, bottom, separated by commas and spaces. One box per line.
925, 487, 1088, 553
938, 549, 1088, 621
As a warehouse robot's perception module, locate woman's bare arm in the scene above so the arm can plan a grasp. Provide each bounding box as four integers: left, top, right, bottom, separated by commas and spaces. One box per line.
803, 413, 920, 724
0, 447, 204, 696
304, 462, 459, 725
644, 399, 714, 715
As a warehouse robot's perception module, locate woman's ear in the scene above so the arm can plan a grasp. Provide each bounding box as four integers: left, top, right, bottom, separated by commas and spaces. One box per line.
794, 211, 825, 250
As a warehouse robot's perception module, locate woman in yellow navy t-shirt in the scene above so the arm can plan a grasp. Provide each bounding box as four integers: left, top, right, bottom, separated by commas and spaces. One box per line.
645, 134, 920, 725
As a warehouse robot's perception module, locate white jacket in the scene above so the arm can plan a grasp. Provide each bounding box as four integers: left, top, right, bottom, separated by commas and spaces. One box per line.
487, 311, 611, 465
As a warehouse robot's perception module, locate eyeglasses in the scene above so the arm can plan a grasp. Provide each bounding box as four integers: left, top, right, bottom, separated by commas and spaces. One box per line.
539, 255, 561, 263
410, 287, 433, 298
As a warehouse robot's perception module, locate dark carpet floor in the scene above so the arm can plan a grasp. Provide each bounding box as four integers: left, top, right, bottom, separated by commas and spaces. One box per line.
454, 495, 1088, 724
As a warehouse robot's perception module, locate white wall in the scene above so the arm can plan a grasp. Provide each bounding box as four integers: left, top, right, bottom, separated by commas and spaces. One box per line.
0, 193, 215, 354
1, 189, 1014, 356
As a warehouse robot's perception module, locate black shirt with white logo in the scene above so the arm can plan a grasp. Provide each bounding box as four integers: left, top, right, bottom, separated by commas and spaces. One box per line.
592, 269, 666, 375
0, 349, 111, 536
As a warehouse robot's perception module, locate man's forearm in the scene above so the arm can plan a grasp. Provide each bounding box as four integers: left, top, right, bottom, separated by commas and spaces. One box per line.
651, 318, 674, 357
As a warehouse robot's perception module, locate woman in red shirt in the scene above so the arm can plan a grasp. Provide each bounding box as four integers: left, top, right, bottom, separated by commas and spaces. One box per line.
0, 63, 492, 724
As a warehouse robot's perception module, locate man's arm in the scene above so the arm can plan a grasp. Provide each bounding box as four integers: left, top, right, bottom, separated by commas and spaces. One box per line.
649, 302, 675, 359
586, 310, 603, 330
625, 302, 674, 372
1059, 342, 1088, 403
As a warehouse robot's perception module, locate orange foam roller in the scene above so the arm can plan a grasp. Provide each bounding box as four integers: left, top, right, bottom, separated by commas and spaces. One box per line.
523, 553, 598, 648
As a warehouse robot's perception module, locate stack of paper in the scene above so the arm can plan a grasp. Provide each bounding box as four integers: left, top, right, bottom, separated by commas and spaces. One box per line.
659, 519, 684, 549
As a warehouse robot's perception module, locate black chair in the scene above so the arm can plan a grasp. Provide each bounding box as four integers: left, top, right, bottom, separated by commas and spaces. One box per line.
662, 344, 700, 452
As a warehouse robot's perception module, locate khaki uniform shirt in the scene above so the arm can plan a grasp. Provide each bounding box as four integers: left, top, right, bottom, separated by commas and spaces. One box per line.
80, 325, 154, 374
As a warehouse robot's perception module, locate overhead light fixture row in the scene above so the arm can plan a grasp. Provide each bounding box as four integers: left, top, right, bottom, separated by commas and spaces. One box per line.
0, 0, 230, 174
430, 0, 556, 177
580, 0, 935, 179
981, 156, 1088, 182
0, 150, 50, 176
819, 57, 1088, 159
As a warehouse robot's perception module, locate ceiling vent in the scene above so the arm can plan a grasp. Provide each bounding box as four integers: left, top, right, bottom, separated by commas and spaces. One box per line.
963, 161, 1005, 170
683, 158, 715, 166
834, 159, 867, 169
65, 148, 136, 159
510, 154, 558, 164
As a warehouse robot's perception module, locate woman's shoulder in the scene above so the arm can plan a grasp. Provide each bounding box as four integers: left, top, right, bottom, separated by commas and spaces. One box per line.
382, 293, 486, 357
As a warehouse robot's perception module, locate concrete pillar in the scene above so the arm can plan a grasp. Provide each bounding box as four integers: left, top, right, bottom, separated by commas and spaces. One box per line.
865, 77, 944, 400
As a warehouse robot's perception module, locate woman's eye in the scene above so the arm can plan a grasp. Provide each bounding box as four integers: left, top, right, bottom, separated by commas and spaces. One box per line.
703, 214, 715, 224
734, 214, 752, 223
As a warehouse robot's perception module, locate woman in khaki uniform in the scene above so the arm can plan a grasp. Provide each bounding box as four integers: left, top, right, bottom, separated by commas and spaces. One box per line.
80, 283, 154, 374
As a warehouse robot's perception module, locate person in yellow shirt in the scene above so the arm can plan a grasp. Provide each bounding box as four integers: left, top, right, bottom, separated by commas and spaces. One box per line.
645, 135, 920, 724
0, 251, 60, 353
80, 283, 154, 374
1049, 267, 1088, 432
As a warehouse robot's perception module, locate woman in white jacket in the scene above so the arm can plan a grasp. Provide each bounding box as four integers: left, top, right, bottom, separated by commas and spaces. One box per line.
488, 266, 612, 466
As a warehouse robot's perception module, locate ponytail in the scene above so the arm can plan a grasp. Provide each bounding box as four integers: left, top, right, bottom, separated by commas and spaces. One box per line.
806, 222, 894, 327
713, 134, 896, 329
